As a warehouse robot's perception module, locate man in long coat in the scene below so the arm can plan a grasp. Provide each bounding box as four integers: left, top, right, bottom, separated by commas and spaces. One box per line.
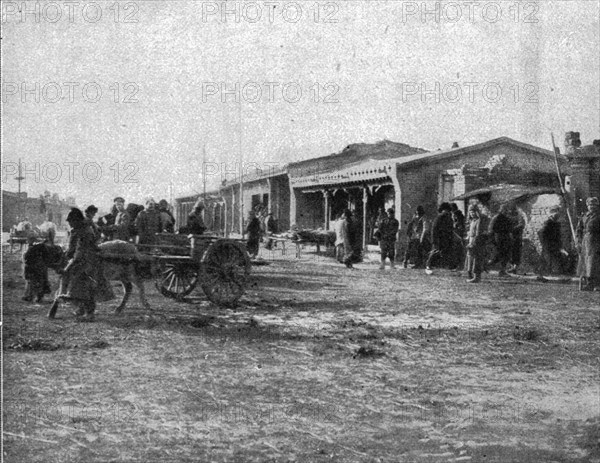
378, 208, 399, 269
135, 199, 163, 245
425, 203, 454, 275
577, 197, 600, 291
465, 204, 489, 283
59, 208, 110, 321
536, 206, 564, 281
488, 204, 513, 276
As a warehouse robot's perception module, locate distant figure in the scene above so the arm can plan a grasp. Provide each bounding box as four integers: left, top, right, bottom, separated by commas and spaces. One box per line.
536, 206, 564, 282
245, 210, 262, 259
488, 204, 513, 276
464, 204, 489, 283
340, 209, 356, 269
377, 208, 399, 269
186, 200, 206, 235
37, 211, 57, 245
98, 205, 118, 241
508, 205, 526, 274
264, 212, 278, 250
158, 199, 175, 233
108, 197, 131, 242
425, 203, 454, 275
577, 197, 600, 291
403, 206, 428, 268
334, 213, 345, 263
16, 217, 32, 233
135, 199, 163, 245
450, 203, 466, 270
84, 205, 101, 242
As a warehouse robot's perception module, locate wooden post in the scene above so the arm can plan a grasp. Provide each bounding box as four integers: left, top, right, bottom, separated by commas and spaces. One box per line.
362, 187, 368, 251
323, 189, 330, 230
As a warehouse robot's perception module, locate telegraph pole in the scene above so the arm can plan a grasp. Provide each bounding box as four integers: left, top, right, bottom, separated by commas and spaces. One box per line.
15, 159, 25, 219
239, 100, 244, 238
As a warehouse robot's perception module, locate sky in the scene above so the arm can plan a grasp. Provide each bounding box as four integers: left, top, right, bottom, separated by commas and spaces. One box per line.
2, 0, 599, 211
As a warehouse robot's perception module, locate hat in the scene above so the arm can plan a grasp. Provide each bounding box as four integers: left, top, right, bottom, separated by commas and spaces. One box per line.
586, 197, 599, 206
114, 196, 125, 203
85, 205, 98, 214
66, 207, 85, 223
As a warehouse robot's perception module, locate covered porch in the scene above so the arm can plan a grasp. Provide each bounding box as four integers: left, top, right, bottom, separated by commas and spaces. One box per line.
289, 160, 400, 250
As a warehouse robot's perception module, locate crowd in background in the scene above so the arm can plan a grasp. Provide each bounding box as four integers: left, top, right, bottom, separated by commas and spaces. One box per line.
375, 197, 599, 291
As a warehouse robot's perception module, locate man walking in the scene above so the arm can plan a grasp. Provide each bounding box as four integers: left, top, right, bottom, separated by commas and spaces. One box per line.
537, 206, 564, 282
378, 208, 399, 269
425, 203, 454, 275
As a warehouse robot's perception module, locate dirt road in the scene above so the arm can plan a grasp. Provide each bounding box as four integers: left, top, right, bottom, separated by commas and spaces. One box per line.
3, 249, 599, 462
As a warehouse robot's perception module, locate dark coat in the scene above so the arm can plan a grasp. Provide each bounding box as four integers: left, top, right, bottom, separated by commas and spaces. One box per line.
135, 209, 162, 244
61, 225, 101, 302
431, 211, 454, 251
187, 212, 206, 235
539, 217, 562, 253
379, 217, 399, 242
577, 210, 600, 279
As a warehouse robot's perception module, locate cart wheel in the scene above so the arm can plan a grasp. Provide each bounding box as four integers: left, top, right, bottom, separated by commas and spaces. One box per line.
201, 240, 251, 307
155, 262, 199, 300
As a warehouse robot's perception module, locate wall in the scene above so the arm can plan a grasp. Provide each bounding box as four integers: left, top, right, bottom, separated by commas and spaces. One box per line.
2, 191, 72, 232
397, 144, 560, 232
294, 191, 325, 229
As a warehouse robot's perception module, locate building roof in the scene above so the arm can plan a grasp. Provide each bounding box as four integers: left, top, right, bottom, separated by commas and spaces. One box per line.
393, 137, 557, 170
452, 183, 560, 203
175, 190, 222, 203
220, 164, 288, 188
287, 140, 427, 177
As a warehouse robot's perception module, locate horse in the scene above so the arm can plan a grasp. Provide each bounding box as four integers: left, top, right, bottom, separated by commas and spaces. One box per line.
45, 240, 150, 319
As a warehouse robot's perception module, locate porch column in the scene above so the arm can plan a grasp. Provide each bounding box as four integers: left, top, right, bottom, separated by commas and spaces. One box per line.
323, 189, 331, 230
289, 183, 297, 228
362, 186, 368, 250
231, 186, 236, 234
390, 167, 402, 227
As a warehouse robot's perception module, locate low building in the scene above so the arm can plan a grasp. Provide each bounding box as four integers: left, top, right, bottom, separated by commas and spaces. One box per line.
2, 190, 75, 232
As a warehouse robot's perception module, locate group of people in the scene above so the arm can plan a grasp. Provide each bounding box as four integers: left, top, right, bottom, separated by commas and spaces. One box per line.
92, 197, 178, 245
392, 197, 600, 289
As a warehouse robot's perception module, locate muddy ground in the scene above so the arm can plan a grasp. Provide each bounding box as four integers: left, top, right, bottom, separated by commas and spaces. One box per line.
2, 247, 599, 463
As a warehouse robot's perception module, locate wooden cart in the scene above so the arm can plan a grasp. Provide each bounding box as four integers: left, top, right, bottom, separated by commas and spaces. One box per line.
137, 233, 251, 307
